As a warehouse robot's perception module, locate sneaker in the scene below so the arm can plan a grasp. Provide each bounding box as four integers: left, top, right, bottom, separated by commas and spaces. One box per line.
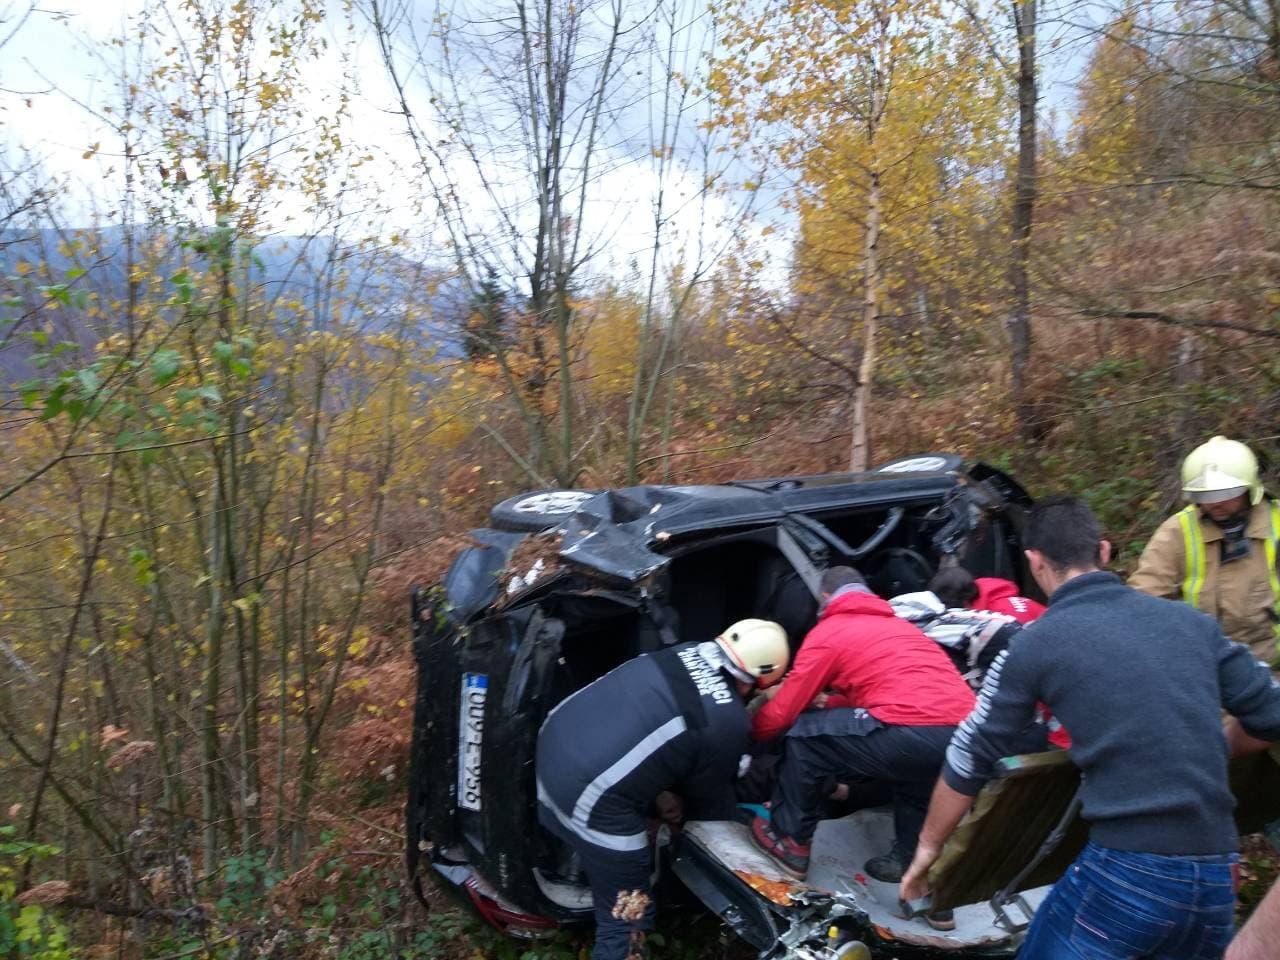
747, 815, 810, 878
864, 845, 910, 883
925, 909, 956, 932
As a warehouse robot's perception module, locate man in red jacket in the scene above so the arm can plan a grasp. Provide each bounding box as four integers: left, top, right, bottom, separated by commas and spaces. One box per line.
748, 566, 976, 898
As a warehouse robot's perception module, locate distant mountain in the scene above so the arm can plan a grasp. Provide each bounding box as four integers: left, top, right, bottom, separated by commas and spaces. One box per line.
0, 227, 469, 382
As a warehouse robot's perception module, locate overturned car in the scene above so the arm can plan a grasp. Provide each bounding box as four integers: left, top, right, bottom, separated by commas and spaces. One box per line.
403, 454, 1280, 956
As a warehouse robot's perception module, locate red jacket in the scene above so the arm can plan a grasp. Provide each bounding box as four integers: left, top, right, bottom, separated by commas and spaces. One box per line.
973, 577, 1046, 624
752, 589, 977, 741
972, 578, 1070, 749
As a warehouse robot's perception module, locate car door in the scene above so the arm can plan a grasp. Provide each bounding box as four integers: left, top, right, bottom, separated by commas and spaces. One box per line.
405, 533, 534, 889
460, 603, 565, 909
407, 585, 566, 893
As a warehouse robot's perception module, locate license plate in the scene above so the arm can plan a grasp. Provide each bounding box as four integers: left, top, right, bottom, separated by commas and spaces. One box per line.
458, 672, 488, 811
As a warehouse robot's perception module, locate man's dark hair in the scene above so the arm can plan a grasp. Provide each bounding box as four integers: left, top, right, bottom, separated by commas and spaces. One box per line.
821, 565, 866, 595
1024, 494, 1103, 573
929, 566, 978, 608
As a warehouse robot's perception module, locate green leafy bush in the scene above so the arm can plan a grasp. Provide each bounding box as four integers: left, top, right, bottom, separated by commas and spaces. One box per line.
0, 825, 74, 960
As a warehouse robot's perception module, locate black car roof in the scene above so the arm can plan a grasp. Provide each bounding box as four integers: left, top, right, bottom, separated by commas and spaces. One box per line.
546, 470, 966, 583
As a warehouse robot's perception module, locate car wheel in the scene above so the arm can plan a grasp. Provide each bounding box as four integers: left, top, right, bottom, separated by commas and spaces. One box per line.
866, 547, 936, 597
489, 489, 598, 532
874, 453, 963, 475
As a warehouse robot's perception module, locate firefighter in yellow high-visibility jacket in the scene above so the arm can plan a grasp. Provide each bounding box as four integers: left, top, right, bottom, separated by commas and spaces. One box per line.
1130, 436, 1280, 664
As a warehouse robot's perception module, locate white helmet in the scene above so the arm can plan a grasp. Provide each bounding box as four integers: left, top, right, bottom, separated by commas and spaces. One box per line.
1181, 436, 1263, 505
713, 619, 789, 688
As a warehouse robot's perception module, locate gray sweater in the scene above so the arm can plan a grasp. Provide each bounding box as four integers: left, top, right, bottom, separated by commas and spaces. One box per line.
944, 571, 1280, 855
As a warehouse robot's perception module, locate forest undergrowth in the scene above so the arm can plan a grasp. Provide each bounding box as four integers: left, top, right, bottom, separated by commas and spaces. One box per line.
5, 0, 1280, 956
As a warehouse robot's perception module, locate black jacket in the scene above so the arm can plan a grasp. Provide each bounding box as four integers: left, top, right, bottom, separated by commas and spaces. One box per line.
536, 643, 747, 853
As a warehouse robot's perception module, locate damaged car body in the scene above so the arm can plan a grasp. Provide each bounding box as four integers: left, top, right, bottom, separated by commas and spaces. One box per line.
405, 454, 1055, 955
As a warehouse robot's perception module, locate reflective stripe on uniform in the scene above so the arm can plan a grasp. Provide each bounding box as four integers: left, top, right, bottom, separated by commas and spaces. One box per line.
536, 714, 689, 854
1180, 501, 1280, 648
536, 780, 649, 852
572, 716, 687, 827
1178, 505, 1206, 609
1268, 501, 1280, 648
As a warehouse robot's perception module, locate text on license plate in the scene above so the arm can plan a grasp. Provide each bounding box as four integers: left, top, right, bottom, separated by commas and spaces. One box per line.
458, 672, 487, 811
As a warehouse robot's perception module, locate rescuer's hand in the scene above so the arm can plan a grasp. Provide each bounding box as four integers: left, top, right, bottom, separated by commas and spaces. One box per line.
899, 841, 941, 905
655, 790, 682, 828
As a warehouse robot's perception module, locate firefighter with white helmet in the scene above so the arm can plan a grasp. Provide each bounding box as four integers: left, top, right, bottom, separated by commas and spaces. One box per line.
1130, 436, 1280, 662
713, 617, 789, 688
535, 618, 788, 959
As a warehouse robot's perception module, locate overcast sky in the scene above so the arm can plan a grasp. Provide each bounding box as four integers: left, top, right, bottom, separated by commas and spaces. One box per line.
1, 0, 1101, 291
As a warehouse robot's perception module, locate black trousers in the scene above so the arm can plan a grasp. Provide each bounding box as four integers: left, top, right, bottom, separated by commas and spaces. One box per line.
737, 751, 893, 814
539, 805, 654, 960
769, 721, 957, 852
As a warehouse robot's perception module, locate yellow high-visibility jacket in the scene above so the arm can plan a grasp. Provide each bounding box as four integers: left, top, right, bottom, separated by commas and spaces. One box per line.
1129, 499, 1280, 662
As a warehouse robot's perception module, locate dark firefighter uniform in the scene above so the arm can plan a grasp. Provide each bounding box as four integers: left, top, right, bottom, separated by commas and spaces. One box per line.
536, 642, 747, 960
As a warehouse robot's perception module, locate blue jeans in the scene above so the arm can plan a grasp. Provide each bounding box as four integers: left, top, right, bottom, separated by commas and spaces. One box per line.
1020, 842, 1237, 959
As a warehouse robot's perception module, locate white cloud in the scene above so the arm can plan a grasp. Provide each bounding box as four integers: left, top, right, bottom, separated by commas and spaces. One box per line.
0, 0, 793, 290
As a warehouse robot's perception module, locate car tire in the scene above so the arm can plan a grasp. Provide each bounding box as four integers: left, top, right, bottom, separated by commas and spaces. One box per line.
489, 489, 598, 533
874, 453, 963, 475
866, 547, 936, 597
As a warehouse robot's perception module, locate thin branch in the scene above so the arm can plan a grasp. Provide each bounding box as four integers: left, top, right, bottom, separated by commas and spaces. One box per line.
1, 431, 254, 503
964, 0, 1013, 75
477, 421, 554, 487
634, 431, 777, 469
54, 896, 211, 928
1078, 309, 1280, 340
765, 303, 860, 382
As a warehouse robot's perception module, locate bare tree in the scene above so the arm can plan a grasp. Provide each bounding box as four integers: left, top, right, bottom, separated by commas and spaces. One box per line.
369, 0, 662, 486
1010, 0, 1037, 440
622, 4, 759, 482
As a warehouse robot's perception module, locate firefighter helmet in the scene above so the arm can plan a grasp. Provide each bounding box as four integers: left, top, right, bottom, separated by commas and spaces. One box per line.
1182, 436, 1263, 505
715, 619, 790, 688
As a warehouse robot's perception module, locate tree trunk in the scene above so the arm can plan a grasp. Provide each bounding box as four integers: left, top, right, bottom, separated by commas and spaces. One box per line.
290, 359, 400, 866
201, 459, 227, 874
850, 171, 882, 472
554, 285, 575, 486
24, 465, 116, 881
1009, 0, 1037, 439
1172, 331, 1202, 451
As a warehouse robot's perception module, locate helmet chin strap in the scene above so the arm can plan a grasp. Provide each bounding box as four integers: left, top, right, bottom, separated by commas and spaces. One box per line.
1207, 510, 1253, 565
1205, 507, 1250, 530
697, 640, 753, 685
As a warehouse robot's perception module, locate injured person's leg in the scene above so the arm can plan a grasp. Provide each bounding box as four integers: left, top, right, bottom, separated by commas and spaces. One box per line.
736, 751, 891, 814
749, 718, 955, 885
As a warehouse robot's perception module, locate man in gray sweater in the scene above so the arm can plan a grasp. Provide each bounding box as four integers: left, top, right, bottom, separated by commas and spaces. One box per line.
900, 494, 1280, 959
